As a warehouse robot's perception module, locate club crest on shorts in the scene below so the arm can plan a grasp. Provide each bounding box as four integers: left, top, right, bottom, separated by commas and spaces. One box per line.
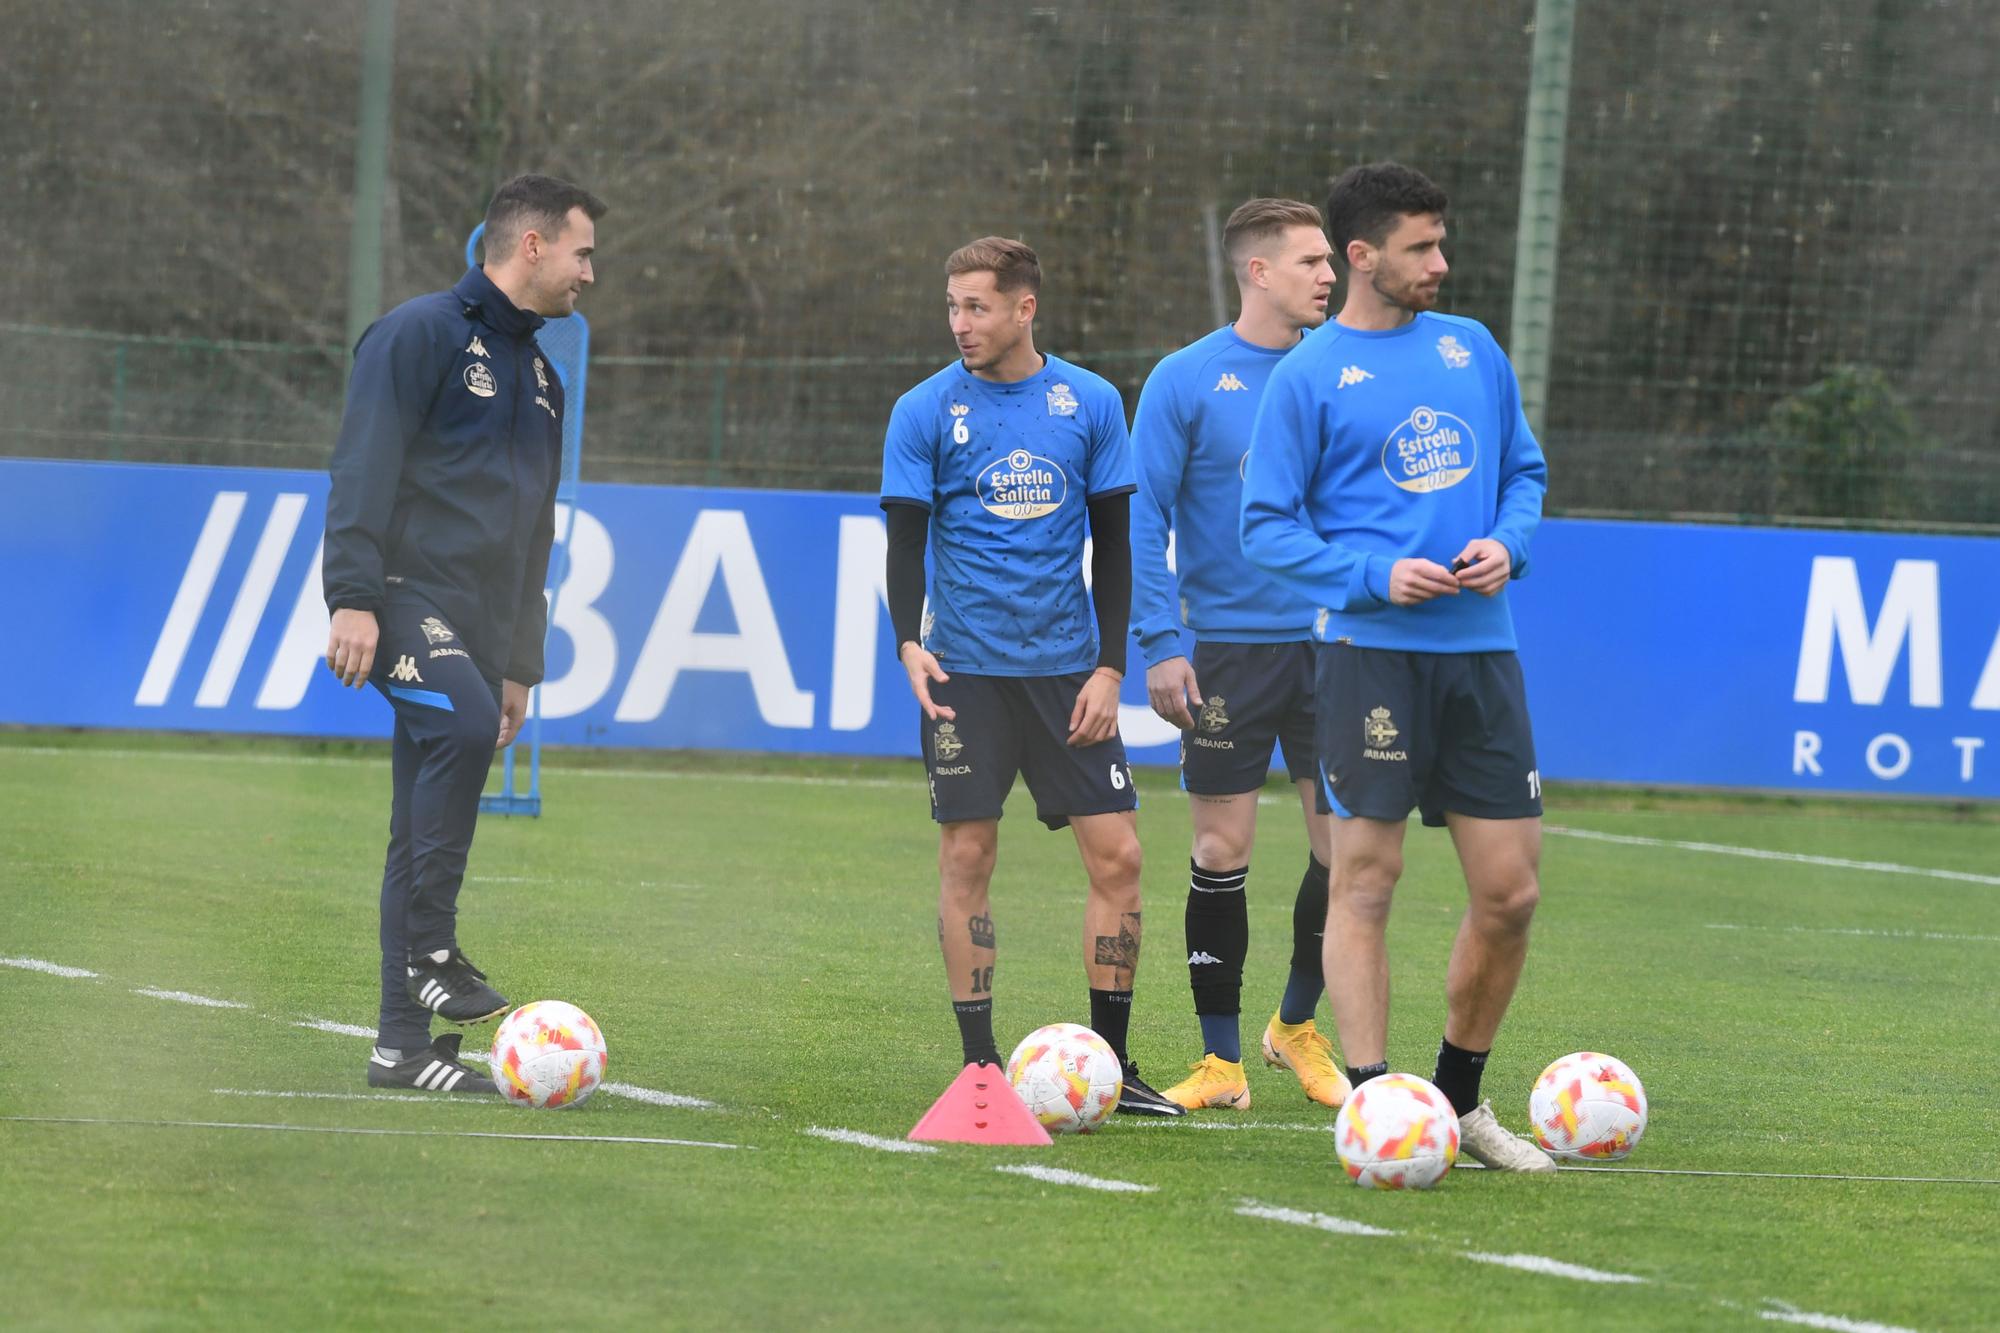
420, 617, 455, 644
1198, 696, 1230, 734
934, 721, 965, 761
1364, 706, 1399, 748
463, 362, 497, 397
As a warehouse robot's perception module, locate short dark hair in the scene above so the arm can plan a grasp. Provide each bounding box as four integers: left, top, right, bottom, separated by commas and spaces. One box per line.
1324, 163, 1448, 271
1222, 198, 1324, 273
945, 236, 1041, 296
484, 174, 607, 260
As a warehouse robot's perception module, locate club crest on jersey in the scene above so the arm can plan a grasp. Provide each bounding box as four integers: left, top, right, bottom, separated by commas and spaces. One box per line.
978, 448, 1066, 520
463, 362, 497, 397
1381, 405, 1477, 494
1045, 382, 1079, 416
1436, 335, 1472, 369
533, 358, 549, 391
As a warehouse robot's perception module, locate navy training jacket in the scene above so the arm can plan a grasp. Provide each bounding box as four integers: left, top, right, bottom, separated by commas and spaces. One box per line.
323, 268, 564, 687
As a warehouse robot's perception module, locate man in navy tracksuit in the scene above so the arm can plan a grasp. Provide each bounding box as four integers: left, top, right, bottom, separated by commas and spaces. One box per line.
323, 174, 604, 1094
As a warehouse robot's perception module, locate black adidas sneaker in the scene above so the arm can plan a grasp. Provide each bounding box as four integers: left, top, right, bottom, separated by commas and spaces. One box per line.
366, 1033, 497, 1095
405, 948, 510, 1024
1115, 1059, 1188, 1116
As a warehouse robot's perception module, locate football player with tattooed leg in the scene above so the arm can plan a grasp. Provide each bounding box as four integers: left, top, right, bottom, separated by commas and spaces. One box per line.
883, 237, 1182, 1117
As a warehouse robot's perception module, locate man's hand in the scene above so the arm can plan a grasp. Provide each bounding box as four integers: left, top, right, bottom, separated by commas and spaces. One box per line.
1146, 656, 1202, 731
1450, 538, 1512, 596
325, 608, 379, 687
1388, 558, 1461, 606
899, 641, 954, 721
1067, 667, 1123, 747
497, 679, 530, 747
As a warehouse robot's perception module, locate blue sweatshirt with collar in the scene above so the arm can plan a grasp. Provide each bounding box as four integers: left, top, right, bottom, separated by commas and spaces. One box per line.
1240, 311, 1547, 652
323, 267, 564, 686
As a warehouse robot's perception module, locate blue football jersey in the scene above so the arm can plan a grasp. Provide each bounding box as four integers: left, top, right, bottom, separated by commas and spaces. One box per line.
880, 354, 1136, 675
1130, 326, 1318, 669
1241, 312, 1547, 653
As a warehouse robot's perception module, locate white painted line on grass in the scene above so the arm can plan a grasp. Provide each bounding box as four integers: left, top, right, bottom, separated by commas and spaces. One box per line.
132, 988, 248, 1009
1548, 825, 2000, 887
467, 875, 542, 883
289, 1024, 724, 1113
295, 1018, 379, 1038
1561, 1163, 2000, 1186
803, 1126, 940, 1154
1461, 1251, 1648, 1284
0, 957, 99, 978
213, 1089, 497, 1105
1758, 1303, 1923, 1333
1235, 1201, 1398, 1237
599, 1082, 721, 1110
1708, 922, 2000, 944
0, 1115, 744, 1150
994, 1164, 1155, 1193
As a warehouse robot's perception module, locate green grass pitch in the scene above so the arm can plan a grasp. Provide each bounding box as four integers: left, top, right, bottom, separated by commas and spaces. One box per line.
2, 730, 1996, 1330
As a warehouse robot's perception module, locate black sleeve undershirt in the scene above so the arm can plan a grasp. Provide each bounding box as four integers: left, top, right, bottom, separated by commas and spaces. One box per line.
1087, 491, 1131, 673
882, 501, 929, 652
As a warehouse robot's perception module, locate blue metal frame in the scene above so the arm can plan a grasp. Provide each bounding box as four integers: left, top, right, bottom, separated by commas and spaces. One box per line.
466, 222, 589, 818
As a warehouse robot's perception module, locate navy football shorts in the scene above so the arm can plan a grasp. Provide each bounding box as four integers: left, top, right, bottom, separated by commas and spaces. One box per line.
920, 671, 1137, 830
1178, 640, 1318, 796
1313, 643, 1542, 828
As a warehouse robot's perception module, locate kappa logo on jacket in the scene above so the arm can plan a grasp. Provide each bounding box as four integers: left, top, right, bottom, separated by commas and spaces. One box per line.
466, 336, 490, 359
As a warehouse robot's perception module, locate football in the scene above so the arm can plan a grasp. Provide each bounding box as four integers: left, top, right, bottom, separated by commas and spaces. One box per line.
491, 1000, 609, 1109
1530, 1051, 1648, 1160
1334, 1072, 1460, 1189
1004, 1022, 1123, 1134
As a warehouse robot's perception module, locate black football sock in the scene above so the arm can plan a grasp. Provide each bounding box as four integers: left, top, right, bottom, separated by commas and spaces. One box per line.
1186, 860, 1249, 1061
1089, 987, 1134, 1061
1278, 854, 1330, 1024
1432, 1036, 1490, 1117
1347, 1060, 1389, 1088
952, 998, 1001, 1067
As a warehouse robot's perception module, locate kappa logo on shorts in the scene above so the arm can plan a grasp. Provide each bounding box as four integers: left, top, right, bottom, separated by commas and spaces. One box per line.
420, 617, 455, 645
463, 362, 497, 398
387, 656, 423, 683
1198, 696, 1230, 735
1363, 706, 1408, 762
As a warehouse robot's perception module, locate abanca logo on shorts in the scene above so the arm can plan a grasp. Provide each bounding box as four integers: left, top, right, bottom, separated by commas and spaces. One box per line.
978, 449, 1066, 520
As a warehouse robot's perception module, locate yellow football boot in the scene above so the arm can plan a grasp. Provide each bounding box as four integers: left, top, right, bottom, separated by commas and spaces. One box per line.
1161, 1053, 1252, 1110
1260, 1014, 1352, 1108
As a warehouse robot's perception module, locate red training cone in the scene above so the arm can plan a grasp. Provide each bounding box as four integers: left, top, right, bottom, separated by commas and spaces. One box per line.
908, 1062, 1053, 1145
